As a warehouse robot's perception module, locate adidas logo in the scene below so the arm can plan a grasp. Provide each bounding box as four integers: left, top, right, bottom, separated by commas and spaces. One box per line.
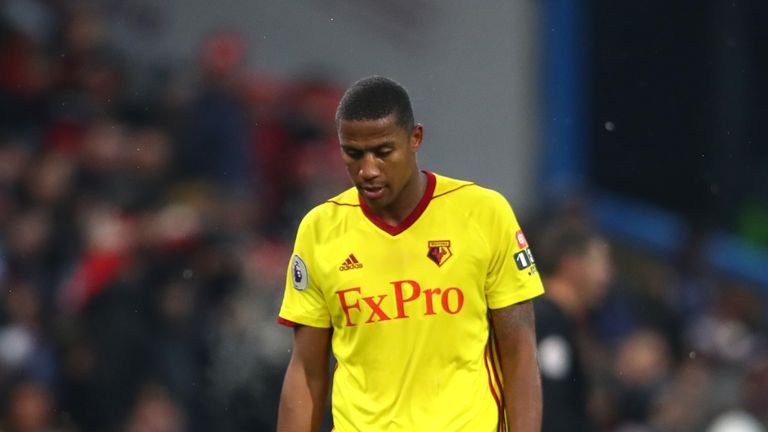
339, 254, 363, 271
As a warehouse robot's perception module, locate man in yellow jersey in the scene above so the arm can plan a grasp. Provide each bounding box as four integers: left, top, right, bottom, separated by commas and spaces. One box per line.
277, 76, 544, 432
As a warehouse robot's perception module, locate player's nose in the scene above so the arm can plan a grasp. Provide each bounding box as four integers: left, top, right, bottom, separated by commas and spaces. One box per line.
359, 153, 380, 181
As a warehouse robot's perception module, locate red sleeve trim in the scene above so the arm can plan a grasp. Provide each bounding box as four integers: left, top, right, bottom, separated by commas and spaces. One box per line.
277, 316, 298, 327
358, 170, 436, 236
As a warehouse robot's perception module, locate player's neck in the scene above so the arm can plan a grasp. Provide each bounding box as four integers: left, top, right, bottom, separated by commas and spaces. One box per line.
370, 170, 427, 226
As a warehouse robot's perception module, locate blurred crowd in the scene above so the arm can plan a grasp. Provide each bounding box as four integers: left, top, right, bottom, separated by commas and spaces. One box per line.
0, 1, 767, 432
0, 1, 346, 431
528, 206, 768, 432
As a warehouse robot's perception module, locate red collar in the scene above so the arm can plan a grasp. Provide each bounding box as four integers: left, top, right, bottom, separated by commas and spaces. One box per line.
359, 170, 436, 236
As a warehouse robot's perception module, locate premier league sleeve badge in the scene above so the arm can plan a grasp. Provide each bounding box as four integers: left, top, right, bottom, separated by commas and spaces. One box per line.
292, 254, 309, 291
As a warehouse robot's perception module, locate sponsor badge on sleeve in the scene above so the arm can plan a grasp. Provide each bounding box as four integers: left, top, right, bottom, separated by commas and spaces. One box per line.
292, 255, 309, 291
515, 230, 528, 249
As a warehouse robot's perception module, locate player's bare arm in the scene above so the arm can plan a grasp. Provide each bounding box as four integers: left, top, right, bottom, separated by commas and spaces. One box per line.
277, 325, 332, 432
491, 300, 543, 432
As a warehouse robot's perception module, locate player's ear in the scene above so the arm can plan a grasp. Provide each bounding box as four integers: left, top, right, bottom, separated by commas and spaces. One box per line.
410, 123, 424, 152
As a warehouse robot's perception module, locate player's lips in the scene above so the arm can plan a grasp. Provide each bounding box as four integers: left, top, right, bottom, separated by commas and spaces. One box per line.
361, 185, 386, 199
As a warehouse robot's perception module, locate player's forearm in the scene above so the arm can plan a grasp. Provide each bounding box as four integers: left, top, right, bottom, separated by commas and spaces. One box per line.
500, 345, 542, 431
277, 359, 329, 432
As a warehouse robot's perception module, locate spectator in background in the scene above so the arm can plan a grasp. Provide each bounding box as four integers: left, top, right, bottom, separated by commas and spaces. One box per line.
123, 385, 185, 432
533, 222, 612, 432
0, 281, 56, 389
1, 379, 58, 432
0, 1, 766, 430
707, 410, 766, 432
612, 328, 672, 429
0, 2, 346, 430
181, 32, 251, 192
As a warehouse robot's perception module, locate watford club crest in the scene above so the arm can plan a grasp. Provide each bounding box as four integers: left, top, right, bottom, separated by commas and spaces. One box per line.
427, 240, 453, 267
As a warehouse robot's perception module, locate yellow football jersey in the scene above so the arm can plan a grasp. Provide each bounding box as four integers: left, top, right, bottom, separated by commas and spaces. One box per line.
279, 171, 544, 432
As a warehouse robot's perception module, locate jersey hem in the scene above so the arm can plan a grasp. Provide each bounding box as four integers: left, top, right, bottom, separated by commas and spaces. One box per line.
487, 286, 545, 310
276, 316, 297, 327
276, 312, 332, 329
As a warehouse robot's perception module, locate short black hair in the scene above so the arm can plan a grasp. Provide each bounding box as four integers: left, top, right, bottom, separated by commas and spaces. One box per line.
535, 222, 603, 277
335, 76, 414, 131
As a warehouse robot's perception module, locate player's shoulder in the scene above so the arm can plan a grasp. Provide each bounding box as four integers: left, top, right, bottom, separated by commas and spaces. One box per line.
432, 172, 511, 209
297, 186, 359, 231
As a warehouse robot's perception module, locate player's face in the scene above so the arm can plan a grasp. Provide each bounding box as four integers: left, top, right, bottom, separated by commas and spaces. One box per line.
338, 113, 423, 212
